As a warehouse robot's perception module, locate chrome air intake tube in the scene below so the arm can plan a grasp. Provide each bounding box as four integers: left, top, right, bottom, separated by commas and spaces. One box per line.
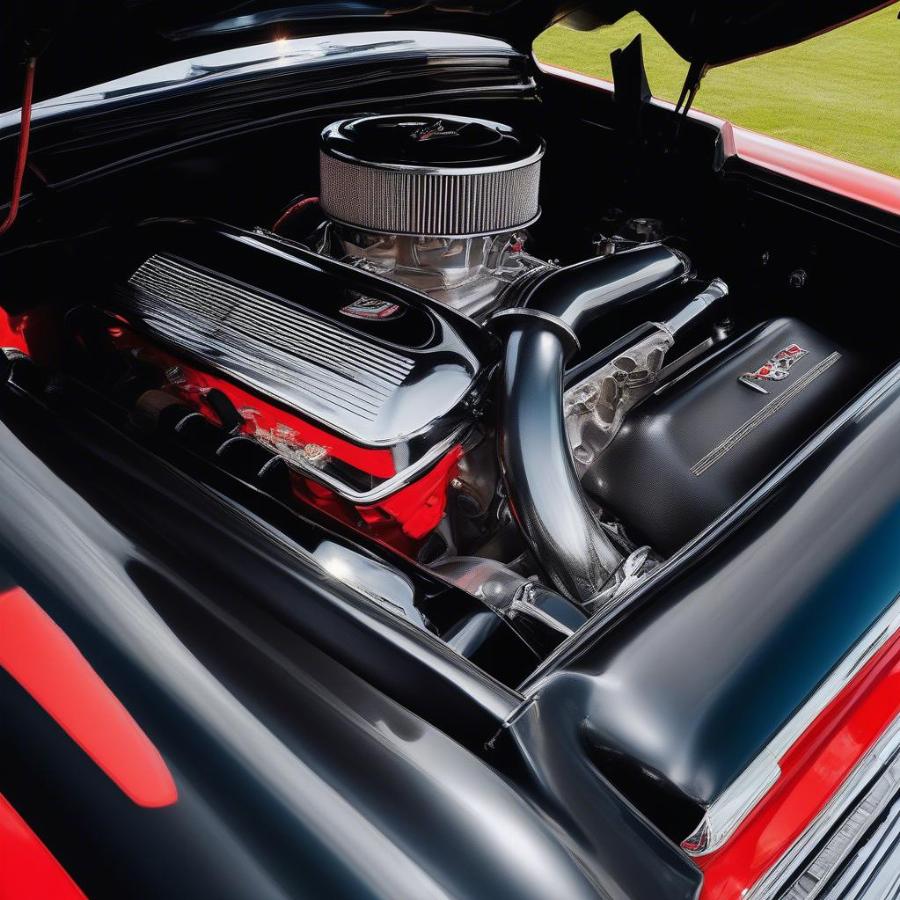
492, 245, 691, 603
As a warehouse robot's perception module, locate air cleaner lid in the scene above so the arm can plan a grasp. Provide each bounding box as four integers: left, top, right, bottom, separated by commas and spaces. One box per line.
320, 113, 543, 171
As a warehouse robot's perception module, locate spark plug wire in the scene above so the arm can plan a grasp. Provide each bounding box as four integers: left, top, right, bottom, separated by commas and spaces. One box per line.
272, 195, 319, 233
0, 58, 37, 238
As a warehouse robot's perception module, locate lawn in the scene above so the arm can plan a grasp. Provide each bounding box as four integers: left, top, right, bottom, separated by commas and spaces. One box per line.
534, 4, 900, 177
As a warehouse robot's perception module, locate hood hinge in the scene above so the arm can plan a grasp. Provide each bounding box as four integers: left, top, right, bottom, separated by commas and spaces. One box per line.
675, 58, 708, 117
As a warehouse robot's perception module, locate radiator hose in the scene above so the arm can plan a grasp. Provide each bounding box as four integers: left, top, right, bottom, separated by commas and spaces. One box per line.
492, 244, 690, 603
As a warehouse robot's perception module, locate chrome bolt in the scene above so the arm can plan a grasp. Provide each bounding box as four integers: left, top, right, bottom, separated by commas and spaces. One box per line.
788, 268, 808, 289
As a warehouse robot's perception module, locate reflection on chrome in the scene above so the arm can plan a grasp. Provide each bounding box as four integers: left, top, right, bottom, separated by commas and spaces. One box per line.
747, 711, 900, 898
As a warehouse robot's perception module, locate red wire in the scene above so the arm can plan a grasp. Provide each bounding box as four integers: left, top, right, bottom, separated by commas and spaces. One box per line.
271, 195, 319, 233
0, 58, 36, 238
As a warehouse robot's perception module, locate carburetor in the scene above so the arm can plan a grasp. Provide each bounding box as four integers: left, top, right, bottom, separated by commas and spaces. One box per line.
316, 113, 550, 318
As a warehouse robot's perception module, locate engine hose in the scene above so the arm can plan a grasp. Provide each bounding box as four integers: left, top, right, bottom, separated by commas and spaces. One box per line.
0, 58, 36, 238
492, 244, 690, 603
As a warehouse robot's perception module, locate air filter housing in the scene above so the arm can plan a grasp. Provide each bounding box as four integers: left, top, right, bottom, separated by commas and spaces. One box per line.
319, 114, 544, 238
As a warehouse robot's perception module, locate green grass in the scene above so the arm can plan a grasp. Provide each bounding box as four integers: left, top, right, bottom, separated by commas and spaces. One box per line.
534, 4, 900, 177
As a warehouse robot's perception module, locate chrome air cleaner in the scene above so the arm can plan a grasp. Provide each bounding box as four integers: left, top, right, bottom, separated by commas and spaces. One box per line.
319, 113, 544, 238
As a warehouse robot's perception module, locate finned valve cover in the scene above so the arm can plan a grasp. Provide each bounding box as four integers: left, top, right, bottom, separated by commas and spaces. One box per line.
109, 220, 491, 508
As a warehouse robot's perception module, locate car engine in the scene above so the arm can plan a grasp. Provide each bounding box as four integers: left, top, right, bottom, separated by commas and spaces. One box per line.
18, 111, 872, 656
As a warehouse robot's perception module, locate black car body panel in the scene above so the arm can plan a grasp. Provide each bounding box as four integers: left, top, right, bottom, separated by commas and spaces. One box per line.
514, 363, 900, 834
0, 355, 701, 900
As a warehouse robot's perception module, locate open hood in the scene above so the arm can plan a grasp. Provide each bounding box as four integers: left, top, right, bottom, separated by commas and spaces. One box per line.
567, 1, 896, 67
2, 1, 893, 110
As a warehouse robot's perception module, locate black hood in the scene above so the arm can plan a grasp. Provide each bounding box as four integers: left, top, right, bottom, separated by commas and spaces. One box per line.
568, 0, 896, 66
2, 1, 893, 110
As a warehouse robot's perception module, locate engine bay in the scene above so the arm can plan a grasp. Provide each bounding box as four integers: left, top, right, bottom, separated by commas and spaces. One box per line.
0, 107, 891, 684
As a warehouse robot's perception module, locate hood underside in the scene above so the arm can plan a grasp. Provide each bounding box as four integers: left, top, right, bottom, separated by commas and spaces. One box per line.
2, 1, 893, 111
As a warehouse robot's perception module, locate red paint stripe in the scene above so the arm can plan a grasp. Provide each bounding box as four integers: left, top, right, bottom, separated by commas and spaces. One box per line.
696, 626, 900, 899
0, 587, 177, 808
537, 63, 900, 216
0, 793, 86, 900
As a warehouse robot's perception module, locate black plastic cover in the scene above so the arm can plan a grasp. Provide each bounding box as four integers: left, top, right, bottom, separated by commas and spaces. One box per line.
585, 318, 872, 555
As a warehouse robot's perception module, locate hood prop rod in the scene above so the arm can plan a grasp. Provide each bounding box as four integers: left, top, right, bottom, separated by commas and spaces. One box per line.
0, 57, 36, 238
675, 59, 708, 118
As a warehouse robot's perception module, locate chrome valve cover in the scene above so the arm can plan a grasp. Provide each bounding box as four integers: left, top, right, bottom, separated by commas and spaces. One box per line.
110, 220, 492, 503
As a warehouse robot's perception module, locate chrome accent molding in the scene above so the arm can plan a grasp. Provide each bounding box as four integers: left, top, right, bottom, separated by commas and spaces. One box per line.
489, 308, 580, 353
747, 711, 900, 899
256, 425, 470, 506
818, 793, 900, 899
682, 591, 900, 856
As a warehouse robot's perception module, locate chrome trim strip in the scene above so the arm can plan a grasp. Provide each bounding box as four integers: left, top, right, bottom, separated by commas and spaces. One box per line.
277, 426, 470, 505
818, 794, 900, 899
747, 711, 900, 899
489, 308, 580, 353
682, 591, 900, 856
176, 410, 469, 505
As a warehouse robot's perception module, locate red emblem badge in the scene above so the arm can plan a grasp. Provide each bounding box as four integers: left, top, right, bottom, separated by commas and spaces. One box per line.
738, 343, 808, 394
340, 296, 401, 320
